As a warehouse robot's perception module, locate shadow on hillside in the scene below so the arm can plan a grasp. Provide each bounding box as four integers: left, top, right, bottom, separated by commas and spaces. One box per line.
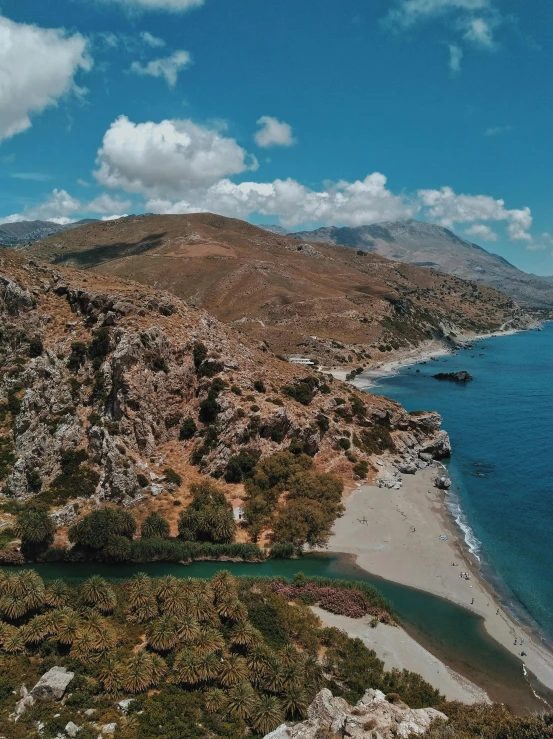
51, 233, 167, 268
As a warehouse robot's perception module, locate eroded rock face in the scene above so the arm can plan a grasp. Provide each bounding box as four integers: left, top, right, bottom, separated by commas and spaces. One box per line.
265, 688, 447, 739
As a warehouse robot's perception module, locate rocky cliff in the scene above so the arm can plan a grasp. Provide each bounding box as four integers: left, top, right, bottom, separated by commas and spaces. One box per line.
0, 250, 448, 531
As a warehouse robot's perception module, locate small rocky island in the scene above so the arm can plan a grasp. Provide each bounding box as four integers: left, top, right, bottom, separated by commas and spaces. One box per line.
433, 370, 473, 383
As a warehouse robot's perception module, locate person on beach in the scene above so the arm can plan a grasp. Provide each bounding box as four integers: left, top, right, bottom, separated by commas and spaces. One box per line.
471, 598, 474, 605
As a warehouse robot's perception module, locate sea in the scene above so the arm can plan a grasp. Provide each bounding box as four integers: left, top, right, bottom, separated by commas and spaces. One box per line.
369, 322, 553, 642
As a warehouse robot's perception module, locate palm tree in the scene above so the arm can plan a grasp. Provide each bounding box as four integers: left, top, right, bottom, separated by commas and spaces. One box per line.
219, 654, 249, 687
147, 614, 179, 652
204, 688, 228, 714
44, 579, 70, 608
211, 570, 237, 601
1, 570, 45, 617
216, 596, 246, 622
155, 575, 180, 601
90, 625, 117, 654
252, 695, 285, 734
281, 689, 308, 719
230, 622, 258, 648
57, 609, 82, 645
160, 587, 188, 618
80, 576, 116, 613
99, 659, 126, 695
279, 644, 299, 668
0, 593, 30, 620
280, 663, 303, 693
150, 653, 168, 683
133, 597, 159, 623
177, 614, 200, 643
22, 615, 50, 644
197, 651, 220, 682
226, 681, 257, 720
194, 627, 225, 655
126, 573, 153, 608
123, 651, 155, 693
141, 511, 170, 539
261, 655, 283, 694
173, 649, 201, 685
1, 625, 25, 654
302, 654, 323, 693
246, 644, 272, 675
70, 629, 97, 661
189, 593, 216, 623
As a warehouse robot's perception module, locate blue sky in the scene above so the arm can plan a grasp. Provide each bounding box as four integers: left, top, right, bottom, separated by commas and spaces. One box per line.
1, 0, 552, 273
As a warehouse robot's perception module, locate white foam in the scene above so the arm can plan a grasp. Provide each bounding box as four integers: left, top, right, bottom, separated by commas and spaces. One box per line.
445, 488, 482, 562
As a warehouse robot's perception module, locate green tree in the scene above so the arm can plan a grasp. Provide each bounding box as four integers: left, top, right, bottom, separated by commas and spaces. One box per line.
15, 508, 55, 558
141, 512, 170, 539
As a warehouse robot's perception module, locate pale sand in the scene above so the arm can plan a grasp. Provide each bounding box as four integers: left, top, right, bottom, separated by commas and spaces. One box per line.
311, 606, 488, 704
323, 467, 553, 694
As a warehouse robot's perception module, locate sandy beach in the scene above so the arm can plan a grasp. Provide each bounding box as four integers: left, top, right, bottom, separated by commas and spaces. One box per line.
311, 606, 488, 703
323, 467, 553, 698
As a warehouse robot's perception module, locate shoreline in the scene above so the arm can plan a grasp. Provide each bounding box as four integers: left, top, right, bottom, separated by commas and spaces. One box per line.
326, 325, 536, 391
322, 467, 553, 705
310, 605, 489, 704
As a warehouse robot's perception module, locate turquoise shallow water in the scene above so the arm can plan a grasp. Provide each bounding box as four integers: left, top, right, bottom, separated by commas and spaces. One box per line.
370, 324, 553, 641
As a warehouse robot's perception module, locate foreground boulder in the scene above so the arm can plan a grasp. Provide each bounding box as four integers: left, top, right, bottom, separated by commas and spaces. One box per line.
31, 666, 74, 700
264, 688, 447, 739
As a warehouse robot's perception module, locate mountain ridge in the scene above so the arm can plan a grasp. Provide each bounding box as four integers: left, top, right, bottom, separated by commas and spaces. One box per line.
16, 212, 533, 367
286, 219, 553, 309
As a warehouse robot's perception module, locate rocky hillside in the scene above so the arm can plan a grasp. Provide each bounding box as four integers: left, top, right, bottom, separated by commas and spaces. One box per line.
0, 250, 449, 535
288, 219, 553, 311
17, 213, 533, 367
0, 219, 97, 247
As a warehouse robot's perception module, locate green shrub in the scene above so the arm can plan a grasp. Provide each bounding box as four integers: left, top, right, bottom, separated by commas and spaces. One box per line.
88, 326, 110, 362
46, 449, 100, 506
338, 437, 351, 450
67, 341, 88, 372
199, 397, 219, 424
253, 379, 266, 393
192, 341, 208, 371
164, 468, 182, 486
353, 460, 369, 478
179, 416, 197, 440
0, 437, 15, 481
137, 473, 149, 488
69, 508, 136, 551
28, 337, 43, 358
224, 449, 261, 483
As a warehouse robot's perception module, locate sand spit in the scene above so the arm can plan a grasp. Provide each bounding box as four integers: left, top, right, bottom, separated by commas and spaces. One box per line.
323, 467, 553, 696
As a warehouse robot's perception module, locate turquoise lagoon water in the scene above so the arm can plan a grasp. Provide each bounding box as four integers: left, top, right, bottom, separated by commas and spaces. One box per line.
370, 323, 553, 642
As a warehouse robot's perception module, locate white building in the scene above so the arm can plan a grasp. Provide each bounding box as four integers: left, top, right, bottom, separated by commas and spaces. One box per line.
232, 504, 247, 522
288, 357, 315, 365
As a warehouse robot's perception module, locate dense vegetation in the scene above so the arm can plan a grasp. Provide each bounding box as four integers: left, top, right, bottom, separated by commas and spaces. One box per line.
243, 451, 344, 545
0, 570, 439, 739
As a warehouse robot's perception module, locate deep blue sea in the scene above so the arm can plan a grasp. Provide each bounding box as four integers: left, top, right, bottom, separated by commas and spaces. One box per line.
370, 323, 553, 641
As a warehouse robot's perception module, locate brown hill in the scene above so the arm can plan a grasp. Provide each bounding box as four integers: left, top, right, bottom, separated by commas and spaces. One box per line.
0, 249, 447, 545
19, 213, 532, 366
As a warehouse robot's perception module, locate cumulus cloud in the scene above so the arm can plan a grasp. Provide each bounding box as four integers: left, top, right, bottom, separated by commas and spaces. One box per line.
448, 44, 463, 72
0, 15, 91, 142
464, 16, 495, 47
146, 173, 418, 229
419, 186, 533, 242
254, 116, 296, 148
94, 116, 258, 199
130, 50, 190, 86
465, 223, 498, 241
386, 0, 491, 28
103, 0, 204, 11
141, 31, 165, 47
2, 189, 131, 224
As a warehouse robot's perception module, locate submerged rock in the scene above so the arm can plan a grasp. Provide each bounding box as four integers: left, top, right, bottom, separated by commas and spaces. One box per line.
264, 688, 447, 739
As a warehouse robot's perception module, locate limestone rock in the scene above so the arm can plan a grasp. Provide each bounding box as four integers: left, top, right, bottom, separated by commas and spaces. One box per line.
264, 688, 447, 739
31, 666, 74, 700
435, 474, 452, 490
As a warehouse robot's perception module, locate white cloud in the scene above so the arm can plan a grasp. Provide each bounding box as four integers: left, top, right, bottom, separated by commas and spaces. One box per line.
11, 172, 52, 182
0, 15, 91, 142
2, 189, 131, 223
94, 116, 257, 199
254, 116, 296, 148
485, 124, 511, 136
448, 44, 463, 72
386, 0, 491, 28
464, 16, 494, 47
141, 31, 165, 47
146, 173, 418, 229
419, 186, 533, 242
130, 50, 190, 86
465, 223, 498, 241
103, 0, 204, 11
